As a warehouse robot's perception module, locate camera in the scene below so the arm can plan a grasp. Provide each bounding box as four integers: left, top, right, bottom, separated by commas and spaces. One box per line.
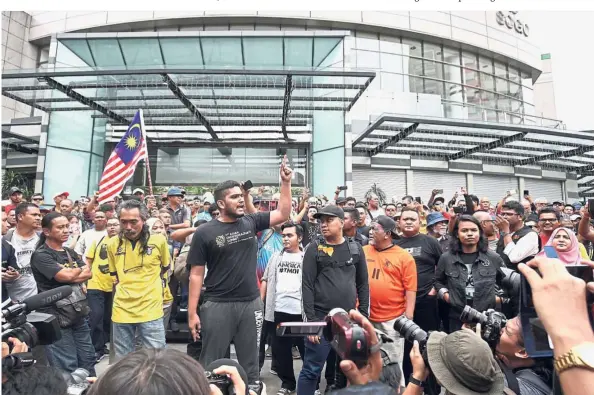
460, 306, 507, 348
277, 308, 372, 367
393, 316, 430, 366
2, 311, 62, 352
63, 368, 91, 395
205, 371, 233, 395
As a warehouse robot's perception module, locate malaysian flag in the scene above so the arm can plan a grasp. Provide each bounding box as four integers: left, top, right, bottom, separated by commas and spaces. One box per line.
98, 110, 148, 204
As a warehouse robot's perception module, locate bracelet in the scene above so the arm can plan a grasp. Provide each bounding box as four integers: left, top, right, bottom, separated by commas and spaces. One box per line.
409, 375, 425, 388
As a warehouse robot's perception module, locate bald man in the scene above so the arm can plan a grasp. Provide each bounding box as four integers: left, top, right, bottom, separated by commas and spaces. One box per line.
479, 197, 490, 212
473, 211, 498, 251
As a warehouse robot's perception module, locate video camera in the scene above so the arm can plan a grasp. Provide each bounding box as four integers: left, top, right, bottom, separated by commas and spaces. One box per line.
277, 308, 373, 367
460, 306, 508, 349
1, 286, 72, 352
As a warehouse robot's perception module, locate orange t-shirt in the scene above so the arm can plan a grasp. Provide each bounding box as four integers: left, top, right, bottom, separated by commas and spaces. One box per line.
363, 244, 417, 322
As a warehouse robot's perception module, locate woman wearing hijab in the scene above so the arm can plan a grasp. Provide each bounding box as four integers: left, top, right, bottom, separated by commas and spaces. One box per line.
146, 217, 174, 328
535, 227, 591, 264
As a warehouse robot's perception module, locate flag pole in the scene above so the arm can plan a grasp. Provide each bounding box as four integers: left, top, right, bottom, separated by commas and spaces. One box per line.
139, 109, 154, 196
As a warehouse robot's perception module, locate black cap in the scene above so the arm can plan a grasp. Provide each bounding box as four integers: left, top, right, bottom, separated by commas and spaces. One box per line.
374, 215, 396, 233
336, 197, 347, 205
313, 205, 344, 220
9, 187, 22, 195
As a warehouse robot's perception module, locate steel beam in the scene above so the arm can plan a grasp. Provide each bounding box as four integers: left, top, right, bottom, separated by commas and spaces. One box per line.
516, 145, 594, 166
41, 77, 128, 124
1, 91, 49, 112
281, 75, 293, 140
2, 141, 38, 154
1, 130, 40, 145
161, 74, 217, 140
369, 123, 419, 156
447, 132, 527, 161
26, 95, 351, 103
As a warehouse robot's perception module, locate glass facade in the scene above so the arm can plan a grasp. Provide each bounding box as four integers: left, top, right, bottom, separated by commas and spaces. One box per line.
43, 34, 350, 198
348, 31, 535, 124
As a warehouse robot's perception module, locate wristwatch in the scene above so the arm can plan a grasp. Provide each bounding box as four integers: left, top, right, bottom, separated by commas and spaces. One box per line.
409, 375, 425, 388
554, 342, 594, 373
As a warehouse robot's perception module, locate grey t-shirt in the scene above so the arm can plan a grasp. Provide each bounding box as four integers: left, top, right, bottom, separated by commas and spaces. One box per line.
5, 232, 39, 301
274, 252, 303, 315
488, 238, 498, 252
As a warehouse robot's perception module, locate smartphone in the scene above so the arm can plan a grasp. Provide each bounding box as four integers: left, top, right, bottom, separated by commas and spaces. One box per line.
453, 206, 464, 214
436, 189, 444, 195
524, 190, 530, 197
276, 322, 326, 337
588, 199, 594, 218
415, 196, 422, 204
243, 180, 253, 191
337, 186, 348, 191
507, 189, 517, 196
543, 246, 559, 259
520, 265, 594, 357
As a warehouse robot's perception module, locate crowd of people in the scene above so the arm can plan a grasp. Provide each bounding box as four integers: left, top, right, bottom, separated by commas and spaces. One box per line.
2, 158, 594, 395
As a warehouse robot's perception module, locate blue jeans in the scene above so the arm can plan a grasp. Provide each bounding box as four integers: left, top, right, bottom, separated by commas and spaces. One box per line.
45, 318, 96, 376
297, 336, 332, 395
112, 318, 166, 358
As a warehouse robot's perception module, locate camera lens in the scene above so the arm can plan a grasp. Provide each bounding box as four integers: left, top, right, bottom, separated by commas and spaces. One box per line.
460, 306, 488, 325
393, 316, 427, 345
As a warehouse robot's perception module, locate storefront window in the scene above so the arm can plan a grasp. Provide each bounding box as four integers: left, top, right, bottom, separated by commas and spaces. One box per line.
508, 66, 520, 84
495, 77, 509, 95
478, 56, 493, 74
423, 59, 444, 81
423, 43, 442, 61
402, 38, 422, 58
480, 73, 495, 92
461, 52, 478, 70
494, 61, 507, 79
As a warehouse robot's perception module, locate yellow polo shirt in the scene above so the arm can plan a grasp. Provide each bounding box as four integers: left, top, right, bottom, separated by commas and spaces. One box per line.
107, 234, 170, 324
86, 236, 115, 292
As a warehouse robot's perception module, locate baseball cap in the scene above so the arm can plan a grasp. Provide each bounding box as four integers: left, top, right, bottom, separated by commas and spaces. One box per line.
373, 215, 396, 233
167, 187, 184, 197
570, 214, 582, 221
9, 187, 22, 195
132, 188, 144, 195
313, 205, 344, 220
553, 200, 564, 205
433, 196, 445, 205
53, 191, 69, 199
336, 197, 347, 205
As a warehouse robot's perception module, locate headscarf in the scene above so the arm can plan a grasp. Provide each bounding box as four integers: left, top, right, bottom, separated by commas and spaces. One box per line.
146, 218, 166, 236
536, 227, 581, 265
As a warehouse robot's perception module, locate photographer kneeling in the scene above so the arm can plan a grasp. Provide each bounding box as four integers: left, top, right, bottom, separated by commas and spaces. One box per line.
495, 316, 552, 395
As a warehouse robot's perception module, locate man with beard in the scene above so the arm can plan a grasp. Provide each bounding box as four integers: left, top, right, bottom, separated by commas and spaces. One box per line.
187, 156, 294, 389
495, 201, 540, 269
107, 200, 171, 358
4, 187, 24, 214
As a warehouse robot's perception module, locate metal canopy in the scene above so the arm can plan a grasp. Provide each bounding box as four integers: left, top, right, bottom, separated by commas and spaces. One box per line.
352, 114, 594, 176
2, 67, 374, 145
1, 126, 40, 154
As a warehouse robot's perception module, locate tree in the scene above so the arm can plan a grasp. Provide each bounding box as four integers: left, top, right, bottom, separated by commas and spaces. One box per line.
1, 170, 33, 199
364, 183, 387, 206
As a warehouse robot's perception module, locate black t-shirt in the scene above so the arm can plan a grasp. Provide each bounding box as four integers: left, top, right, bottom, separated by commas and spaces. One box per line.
357, 225, 370, 238
395, 234, 442, 298
187, 212, 270, 302
461, 251, 479, 303
300, 220, 320, 248
31, 245, 85, 293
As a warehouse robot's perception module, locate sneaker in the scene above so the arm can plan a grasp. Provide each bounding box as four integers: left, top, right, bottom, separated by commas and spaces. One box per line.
265, 345, 272, 358
170, 321, 180, 332
248, 381, 264, 395
270, 369, 278, 376
277, 388, 294, 395
314, 391, 322, 395
95, 352, 106, 363
292, 346, 300, 359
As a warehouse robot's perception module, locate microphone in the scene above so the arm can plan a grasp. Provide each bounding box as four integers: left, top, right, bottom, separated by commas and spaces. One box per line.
1, 286, 73, 319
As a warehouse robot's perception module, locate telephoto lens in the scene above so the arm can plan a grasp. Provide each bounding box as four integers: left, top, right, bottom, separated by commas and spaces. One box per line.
459, 306, 488, 326
393, 315, 428, 349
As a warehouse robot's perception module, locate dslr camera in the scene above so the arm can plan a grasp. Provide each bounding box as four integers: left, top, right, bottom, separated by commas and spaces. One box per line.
393, 315, 430, 364
205, 371, 233, 395
277, 308, 373, 367
460, 306, 508, 349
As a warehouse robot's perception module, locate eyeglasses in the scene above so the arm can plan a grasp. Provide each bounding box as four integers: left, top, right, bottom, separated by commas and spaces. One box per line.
31, 197, 43, 201
539, 218, 558, 223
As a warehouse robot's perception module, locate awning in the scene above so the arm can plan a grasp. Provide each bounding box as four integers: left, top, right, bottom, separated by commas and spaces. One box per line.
2, 67, 375, 145
352, 114, 594, 188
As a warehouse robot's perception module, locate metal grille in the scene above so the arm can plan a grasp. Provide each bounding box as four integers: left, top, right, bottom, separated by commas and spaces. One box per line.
411, 170, 466, 205
472, 174, 519, 204
524, 178, 563, 202
352, 167, 406, 202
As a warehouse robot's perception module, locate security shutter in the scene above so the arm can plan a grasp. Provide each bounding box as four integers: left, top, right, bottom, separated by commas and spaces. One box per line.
352, 167, 407, 202
524, 178, 563, 202
472, 174, 519, 204
411, 170, 466, 205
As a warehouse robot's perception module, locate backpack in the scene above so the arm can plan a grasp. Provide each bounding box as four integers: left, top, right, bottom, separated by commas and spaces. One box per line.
309, 235, 361, 270
4, 228, 42, 244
